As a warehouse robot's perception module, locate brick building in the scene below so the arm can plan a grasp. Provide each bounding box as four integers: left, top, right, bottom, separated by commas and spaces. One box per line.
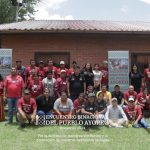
0, 20, 150, 72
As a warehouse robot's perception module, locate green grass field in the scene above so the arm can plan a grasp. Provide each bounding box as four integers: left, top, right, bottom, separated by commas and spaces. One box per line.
0, 120, 150, 150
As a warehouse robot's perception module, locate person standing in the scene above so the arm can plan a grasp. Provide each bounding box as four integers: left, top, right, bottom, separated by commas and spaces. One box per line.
0, 74, 5, 121
4, 67, 24, 124
42, 70, 56, 97
68, 66, 86, 101
129, 64, 143, 93
144, 63, 150, 93
55, 70, 68, 98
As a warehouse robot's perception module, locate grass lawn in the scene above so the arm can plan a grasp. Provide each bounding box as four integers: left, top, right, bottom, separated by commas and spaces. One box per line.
1, 119, 150, 150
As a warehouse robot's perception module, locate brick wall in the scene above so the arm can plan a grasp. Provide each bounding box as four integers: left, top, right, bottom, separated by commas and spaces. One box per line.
1, 33, 150, 67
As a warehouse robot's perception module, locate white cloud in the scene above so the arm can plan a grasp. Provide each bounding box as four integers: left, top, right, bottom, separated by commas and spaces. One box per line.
140, 0, 150, 4
34, 0, 73, 20
38, 0, 69, 10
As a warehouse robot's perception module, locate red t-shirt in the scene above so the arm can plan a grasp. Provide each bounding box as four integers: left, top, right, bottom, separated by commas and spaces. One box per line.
137, 93, 150, 107
124, 105, 142, 121
0, 81, 4, 96
18, 97, 37, 114
25, 66, 39, 78
57, 68, 69, 78
100, 67, 108, 85
4, 75, 24, 98
144, 68, 150, 82
38, 67, 45, 79
28, 79, 43, 98
68, 68, 74, 76
44, 66, 57, 79
54, 78, 67, 97
73, 99, 84, 110
124, 91, 137, 101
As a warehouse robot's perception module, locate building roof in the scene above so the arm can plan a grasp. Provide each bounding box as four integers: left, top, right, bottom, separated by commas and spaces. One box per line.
1, 20, 150, 34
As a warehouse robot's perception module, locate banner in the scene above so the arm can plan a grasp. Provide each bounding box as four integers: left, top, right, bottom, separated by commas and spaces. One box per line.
108, 51, 129, 92
0, 49, 12, 78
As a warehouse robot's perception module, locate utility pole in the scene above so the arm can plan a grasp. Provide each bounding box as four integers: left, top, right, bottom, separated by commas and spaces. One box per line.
15, 0, 23, 22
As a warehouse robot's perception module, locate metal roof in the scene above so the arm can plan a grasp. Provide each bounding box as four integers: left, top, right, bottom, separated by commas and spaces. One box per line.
1, 20, 150, 33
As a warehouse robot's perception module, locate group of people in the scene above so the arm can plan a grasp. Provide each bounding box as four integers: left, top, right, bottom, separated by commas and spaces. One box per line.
0, 59, 150, 131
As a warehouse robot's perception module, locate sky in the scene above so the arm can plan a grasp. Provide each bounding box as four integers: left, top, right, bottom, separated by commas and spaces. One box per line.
34, 0, 150, 21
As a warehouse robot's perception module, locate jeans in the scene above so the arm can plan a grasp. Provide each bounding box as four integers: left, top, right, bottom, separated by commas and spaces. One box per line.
133, 118, 150, 128
37, 110, 53, 119
7, 98, 19, 123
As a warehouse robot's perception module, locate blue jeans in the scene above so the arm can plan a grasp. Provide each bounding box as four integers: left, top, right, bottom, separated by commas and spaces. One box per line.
7, 98, 19, 123
37, 110, 53, 119
134, 118, 150, 128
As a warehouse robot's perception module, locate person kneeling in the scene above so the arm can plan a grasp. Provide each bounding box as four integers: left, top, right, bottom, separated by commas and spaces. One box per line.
105, 98, 128, 128
17, 89, 37, 128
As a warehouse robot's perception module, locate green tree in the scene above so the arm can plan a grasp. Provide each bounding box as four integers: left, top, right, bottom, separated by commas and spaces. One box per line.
0, 0, 40, 24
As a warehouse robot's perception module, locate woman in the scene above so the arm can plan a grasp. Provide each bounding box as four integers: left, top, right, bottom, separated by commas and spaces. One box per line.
0, 74, 5, 121
81, 63, 94, 87
129, 64, 143, 93
93, 64, 102, 89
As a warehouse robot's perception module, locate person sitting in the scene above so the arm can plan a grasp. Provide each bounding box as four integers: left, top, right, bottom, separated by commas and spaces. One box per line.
111, 85, 124, 107
17, 89, 37, 128
96, 84, 112, 105
54, 92, 73, 125
36, 88, 54, 119
96, 91, 107, 122
105, 98, 128, 128
81, 93, 98, 130
124, 97, 150, 130
74, 93, 85, 115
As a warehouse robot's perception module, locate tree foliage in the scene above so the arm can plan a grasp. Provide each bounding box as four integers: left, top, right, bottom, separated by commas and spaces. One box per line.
0, 0, 40, 24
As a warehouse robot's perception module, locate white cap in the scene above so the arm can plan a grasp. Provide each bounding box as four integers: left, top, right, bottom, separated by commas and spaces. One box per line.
60, 61, 65, 65
128, 97, 134, 102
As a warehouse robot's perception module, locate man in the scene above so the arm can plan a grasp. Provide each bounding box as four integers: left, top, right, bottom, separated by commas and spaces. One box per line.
15, 60, 26, 82
144, 63, 150, 93
4, 67, 24, 124
44, 59, 57, 79
68, 61, 77, 76
42, 70, 56, 97
96, 84, 112, 105
17, 89, 37, 128
57, 61, 69, 78
25, 59, 39, 83
111, 85, 124, 107
54, 92, 73, 124
55, 70, 68, 98
36, 88, 54, 117
81, 93, 98, 130
38, 60, 45, 79
124, 97, 150, 129
68, 66, 86, 101
105, 98, 128, 128
124, 85, 137, 105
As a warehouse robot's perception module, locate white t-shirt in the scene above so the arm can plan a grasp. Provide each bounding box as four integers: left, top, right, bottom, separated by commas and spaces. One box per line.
93, 70, 102, 81
42, 77, 56, 96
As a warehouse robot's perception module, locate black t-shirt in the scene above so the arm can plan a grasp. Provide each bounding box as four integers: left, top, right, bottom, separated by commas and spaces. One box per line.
81, 69, 94, 86
82, 102, 97, 114
111, 91, 124, 105
68, 73, 85, 95
36, 95, 54, 113
129, 71, 143, 93
96, 100, 107, 112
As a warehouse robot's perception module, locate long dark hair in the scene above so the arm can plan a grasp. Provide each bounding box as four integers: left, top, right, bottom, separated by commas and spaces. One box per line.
84, 63, 93, 72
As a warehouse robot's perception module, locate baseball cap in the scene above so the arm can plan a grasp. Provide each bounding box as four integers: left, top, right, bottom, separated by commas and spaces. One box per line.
39, 60, 44, 64
114, 84, 120, 88
112, 97, 118, 102
24, 89, 30, 95
88, 93, 95, 97
61, 70, 66, 73
60, 61, 65, 65
128, 97, 134, 102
